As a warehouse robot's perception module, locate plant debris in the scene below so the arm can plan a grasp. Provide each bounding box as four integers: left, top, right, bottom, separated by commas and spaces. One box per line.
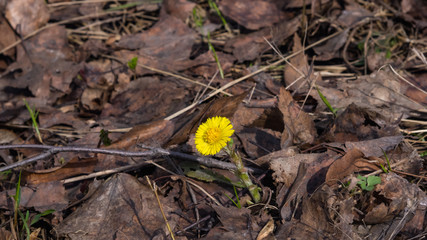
0, 0, 426, 239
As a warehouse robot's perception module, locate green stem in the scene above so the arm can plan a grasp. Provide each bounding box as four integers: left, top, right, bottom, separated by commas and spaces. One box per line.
225, 144, 261, 203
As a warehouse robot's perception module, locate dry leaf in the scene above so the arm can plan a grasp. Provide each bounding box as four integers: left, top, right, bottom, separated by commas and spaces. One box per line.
325, 148, 380, 186
278, 87, 316, 147
106, 119, 174, 149
167, 91, 248, 146
22, 157, 98, 185
284, 34, 318, 93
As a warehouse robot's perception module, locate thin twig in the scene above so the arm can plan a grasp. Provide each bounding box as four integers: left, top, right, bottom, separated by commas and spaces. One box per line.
0, 145, 247, 173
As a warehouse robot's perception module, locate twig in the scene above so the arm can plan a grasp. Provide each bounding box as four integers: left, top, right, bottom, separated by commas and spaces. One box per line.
0, 144, 246, 173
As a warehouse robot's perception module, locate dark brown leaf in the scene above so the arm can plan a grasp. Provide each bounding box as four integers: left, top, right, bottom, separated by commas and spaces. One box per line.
278, 87, 317, 147
167, 91, 248, 146
57, 173, 179, 239
219, 0, 284, 30
106, 119, 174, 150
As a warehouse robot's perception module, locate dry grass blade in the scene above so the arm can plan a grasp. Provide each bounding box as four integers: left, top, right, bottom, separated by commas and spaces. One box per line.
146, 176, 176, 240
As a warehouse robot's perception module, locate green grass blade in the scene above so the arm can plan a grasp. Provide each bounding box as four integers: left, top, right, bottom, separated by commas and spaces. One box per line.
315, 85, 337, 117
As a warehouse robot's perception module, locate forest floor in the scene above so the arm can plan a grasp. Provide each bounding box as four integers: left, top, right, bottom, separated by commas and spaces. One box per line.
0, 0, 426, 239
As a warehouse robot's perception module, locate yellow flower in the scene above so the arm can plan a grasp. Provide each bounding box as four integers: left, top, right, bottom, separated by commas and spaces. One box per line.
195, 116, 234, 155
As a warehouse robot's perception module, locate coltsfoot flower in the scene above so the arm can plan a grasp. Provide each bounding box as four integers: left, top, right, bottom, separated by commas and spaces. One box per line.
195, 116, 234, 155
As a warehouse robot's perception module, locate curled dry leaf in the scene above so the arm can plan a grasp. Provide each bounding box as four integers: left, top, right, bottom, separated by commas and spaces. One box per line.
22, 156, 98, 185
167, 91, 248, 146
278, 87, 316, 147
5, 0, 49, 36
106, 119, 174, 150
0, 181, 68, 212
325, 148, 380, 186
218, 0, 284, 30
57, 173, 179, 239
284, 34, 319, 93
224, 16, 300, 62
328, 103, 401, 143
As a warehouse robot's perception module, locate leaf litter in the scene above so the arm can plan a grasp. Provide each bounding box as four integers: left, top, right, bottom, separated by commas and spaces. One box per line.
0, 0, 426, 239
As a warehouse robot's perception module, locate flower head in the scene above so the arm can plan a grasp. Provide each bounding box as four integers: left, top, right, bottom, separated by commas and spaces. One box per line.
195, 116, 234, 155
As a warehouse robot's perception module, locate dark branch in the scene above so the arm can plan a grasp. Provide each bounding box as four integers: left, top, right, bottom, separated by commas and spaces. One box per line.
0, 144, 247, 173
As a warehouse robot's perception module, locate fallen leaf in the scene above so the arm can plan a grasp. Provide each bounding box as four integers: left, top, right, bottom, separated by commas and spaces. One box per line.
325, 148, 380, 186
344, 135, 403, 157
161, 0, 196, 21
238, 127, 281, 159
5, 0, 49, 36
107, 119, 174, 150
284, 34, 319, 93
278, 87, 317, 147
167, 91, 248, 146
328, 103, 401, 142
0, 181, 68, 212
57, 173, 179, 240
219, 0, 284, 30
22, 157, 98, 185
313, 29, 349, 61
225, 17, 300, 62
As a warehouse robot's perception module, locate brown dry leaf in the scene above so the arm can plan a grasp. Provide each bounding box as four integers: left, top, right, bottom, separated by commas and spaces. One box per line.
399, 71, 427, 105
81, 88, 108, 112
114, 14, 196, 74
255, 147, 298, 166
57, 173, 179, 240
246, 65, 282, 95
278, 87, 316, 147
116, 14, 195, 52
238, 127, 281, 159
284, 34, 319, 93
0, 181, 68, 212
0, 15, 17, 58
167, 91, 248, 146
0, 129, 23, 144
232, 104, 265, 132
219, 0, 284, 30
284, 184, 357, 239
336, 0, 374, 27
313, 70, 424, 120
191, 51, 236, 78
344, 135, 403, 157
325, 148, 380, 186
279, 154, 337, 220
366, 47, 395, 72
362, 173, 427, 238
225, 16, 300, 62
312, 29, 349, 61
107, 119, 174, 150
161, 0, 196, 21
5, 0, 49, 36
1, 25, 79, 112
102, 77, 188, 125
39, 111, 88, 131
96, 120, 174, 171
22, 157, 98, 185
402, 0, 427, 22
256, 219, 275, 240
206, 205, 271, 240
328, 103, 401, 143
270, 152, 322, 188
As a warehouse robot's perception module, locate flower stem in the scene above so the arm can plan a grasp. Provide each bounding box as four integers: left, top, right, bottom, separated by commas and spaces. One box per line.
225, 144, 261, 203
